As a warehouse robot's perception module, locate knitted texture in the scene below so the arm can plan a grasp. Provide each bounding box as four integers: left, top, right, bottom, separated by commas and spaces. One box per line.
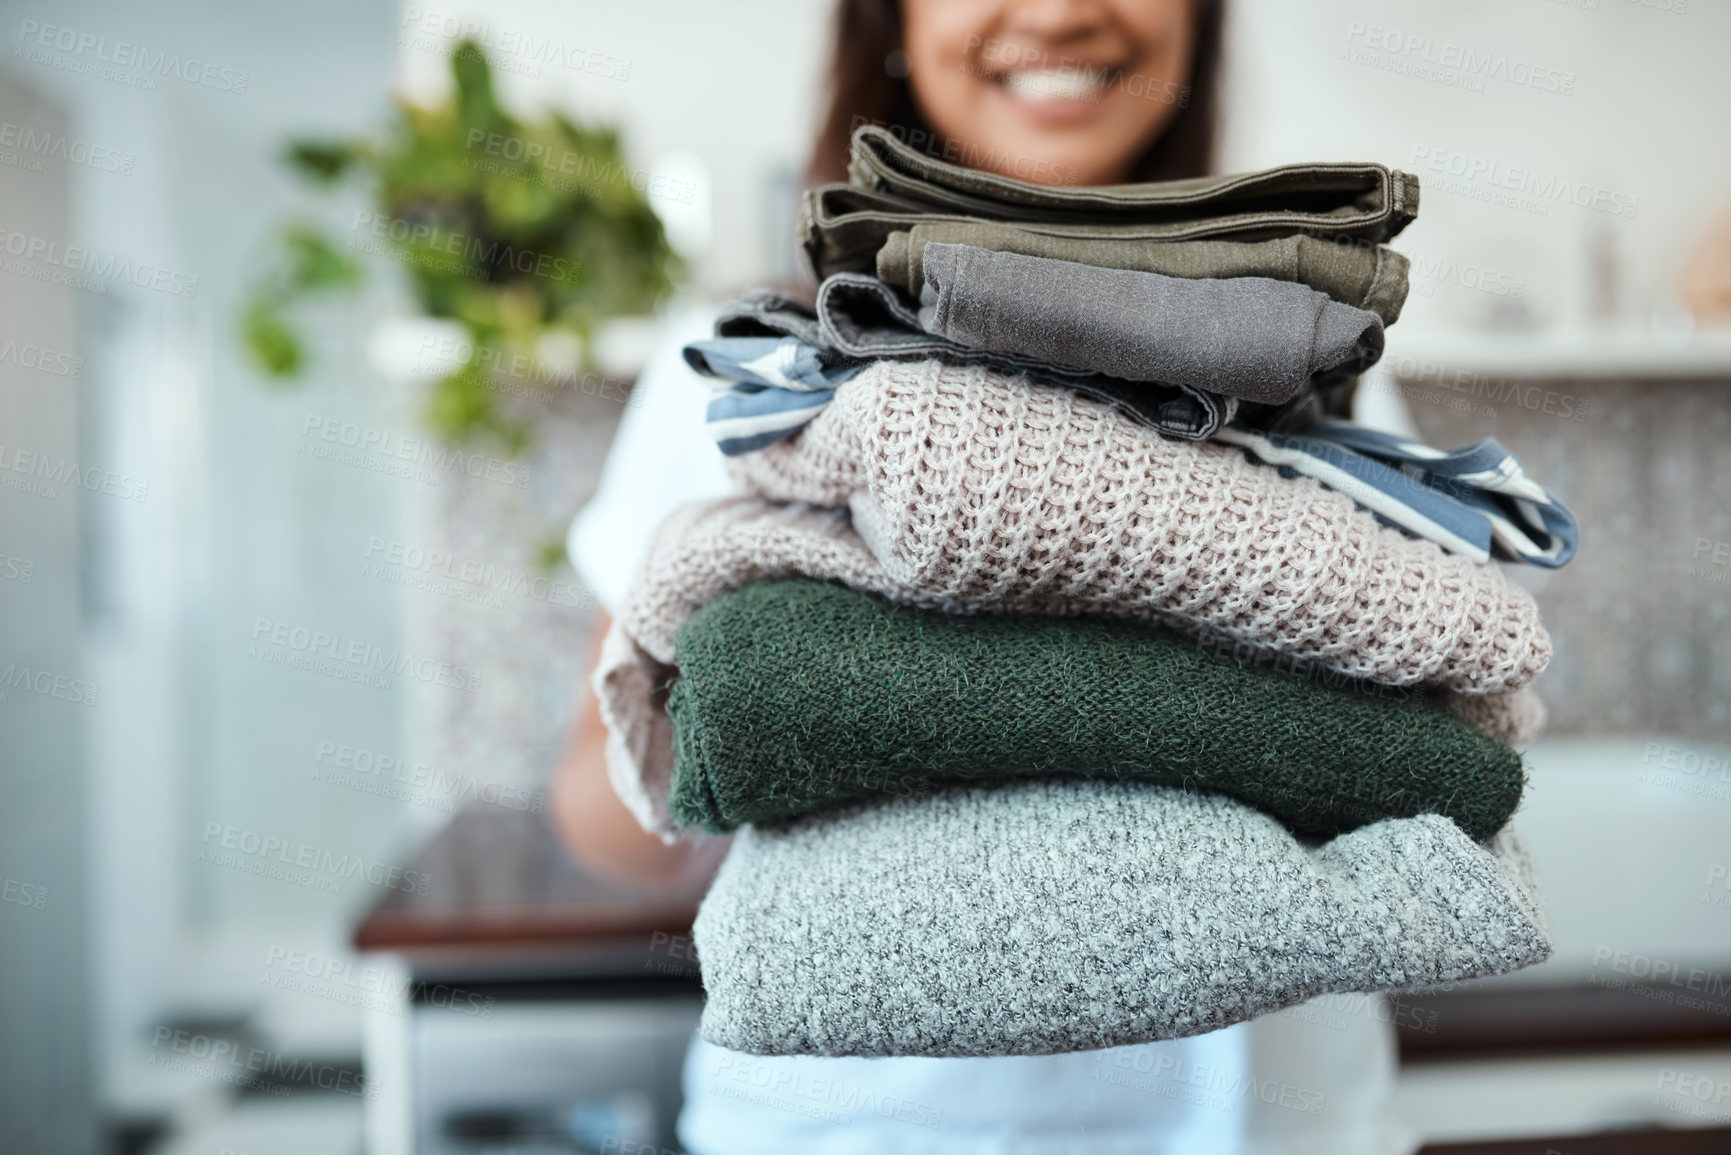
667, 580, 1524, 840
727, 360, 1550, 695
694, 779, 1551, 1058
598, 497, 1546, 838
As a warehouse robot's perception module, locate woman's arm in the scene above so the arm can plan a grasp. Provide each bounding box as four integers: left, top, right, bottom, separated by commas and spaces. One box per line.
549, 609, 724, 891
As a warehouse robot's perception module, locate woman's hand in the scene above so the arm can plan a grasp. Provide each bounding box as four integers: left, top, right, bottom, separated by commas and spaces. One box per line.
549, 610, 727, 893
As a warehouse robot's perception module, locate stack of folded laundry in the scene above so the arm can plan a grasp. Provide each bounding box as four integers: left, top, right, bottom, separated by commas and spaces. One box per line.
594, 126, 1578, 1059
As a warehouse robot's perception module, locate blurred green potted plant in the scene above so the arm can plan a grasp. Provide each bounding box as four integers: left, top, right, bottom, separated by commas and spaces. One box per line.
242, 39, 681, 452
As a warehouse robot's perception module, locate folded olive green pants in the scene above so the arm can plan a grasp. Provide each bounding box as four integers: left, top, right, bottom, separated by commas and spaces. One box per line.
878, 222, 1408, 325
803, 124, 1421, 281
667, 580, 1523, 841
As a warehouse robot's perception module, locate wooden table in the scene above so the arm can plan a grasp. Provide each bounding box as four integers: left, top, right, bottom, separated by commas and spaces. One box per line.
354, 807, 705, 956
352, 806, 707, 1155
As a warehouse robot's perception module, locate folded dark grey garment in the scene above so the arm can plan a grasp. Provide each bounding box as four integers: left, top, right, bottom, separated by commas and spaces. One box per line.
803, 124, 1421, 281
713, 283, 1237, 440
710, 281, 1361, 437
916, 244, 1386, 406
695, 780, 1550, 1058
817, 272, 1235, 437
876, 222, 1409, 325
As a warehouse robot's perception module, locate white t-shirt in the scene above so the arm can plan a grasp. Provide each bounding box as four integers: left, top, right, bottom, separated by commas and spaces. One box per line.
567, 301, 1417, 1155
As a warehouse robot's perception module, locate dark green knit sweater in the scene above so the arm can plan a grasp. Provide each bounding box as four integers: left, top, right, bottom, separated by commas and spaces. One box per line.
666, 580, 1525, 840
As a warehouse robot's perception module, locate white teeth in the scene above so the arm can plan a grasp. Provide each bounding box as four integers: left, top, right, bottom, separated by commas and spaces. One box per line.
1000, 67, 1106, 103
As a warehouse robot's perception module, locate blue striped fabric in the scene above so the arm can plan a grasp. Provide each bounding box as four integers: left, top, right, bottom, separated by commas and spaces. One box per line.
684, 334, 1238, 455
1213, 418, 1578, 568
683, 337, 866, 457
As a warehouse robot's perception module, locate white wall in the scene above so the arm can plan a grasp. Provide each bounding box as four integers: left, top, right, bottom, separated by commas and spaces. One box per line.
1222, 0, 1726, 337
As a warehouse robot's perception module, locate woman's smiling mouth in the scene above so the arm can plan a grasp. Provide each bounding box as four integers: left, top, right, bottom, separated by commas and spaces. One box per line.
997, 65, 1111, 104
987, 61, 1124, 124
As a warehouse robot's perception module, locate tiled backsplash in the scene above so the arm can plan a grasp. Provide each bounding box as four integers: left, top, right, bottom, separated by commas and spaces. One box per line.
405, 384, 626, 808
1393, 373, 1731, 739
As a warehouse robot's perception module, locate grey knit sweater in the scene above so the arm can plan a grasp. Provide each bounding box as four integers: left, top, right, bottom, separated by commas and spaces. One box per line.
694, 779, 1551, 1058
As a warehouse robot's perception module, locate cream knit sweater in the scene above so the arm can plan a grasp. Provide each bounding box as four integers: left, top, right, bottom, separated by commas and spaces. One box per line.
728, 359, 1551, 695
599, 497, 1547, 839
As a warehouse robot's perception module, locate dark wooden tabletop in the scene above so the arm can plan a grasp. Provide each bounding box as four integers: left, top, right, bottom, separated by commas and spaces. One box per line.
1397, 981, 1731, 1062
352, 805, 704, 953
1419, 1131, 1731, 1154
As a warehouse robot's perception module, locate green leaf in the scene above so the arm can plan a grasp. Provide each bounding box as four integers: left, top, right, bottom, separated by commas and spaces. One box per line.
282, 225, 363, 292
423, 354, 530, 451
286, 140, 361, 183
451, 40, 498, 133
243, 296, 304, 377
535, 533, 570, 574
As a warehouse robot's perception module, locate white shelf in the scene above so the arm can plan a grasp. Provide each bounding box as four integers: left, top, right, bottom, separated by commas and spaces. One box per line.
1383, 328, 1731, 380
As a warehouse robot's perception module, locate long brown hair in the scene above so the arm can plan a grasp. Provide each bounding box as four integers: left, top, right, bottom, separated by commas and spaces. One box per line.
807, 0, 1223, 187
